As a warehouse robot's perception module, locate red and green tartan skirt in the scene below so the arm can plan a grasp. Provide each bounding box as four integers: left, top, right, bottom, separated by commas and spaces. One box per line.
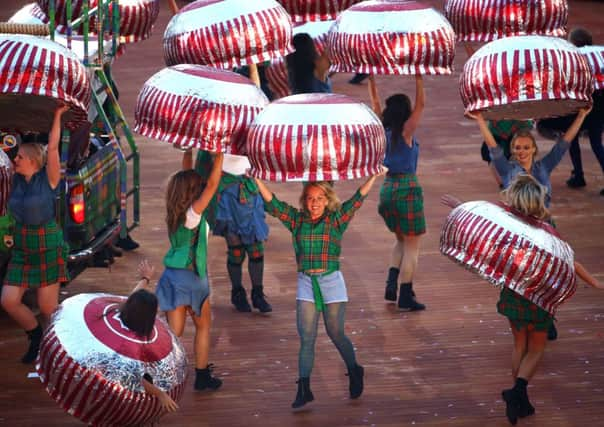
378, 173, 426, 236
4, 220, 70, 289
497, 287, 553, 332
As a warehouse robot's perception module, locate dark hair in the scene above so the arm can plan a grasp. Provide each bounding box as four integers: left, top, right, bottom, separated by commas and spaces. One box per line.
569, 27, 592, 47
382, 94, 412, 148
286, 33, 319, 94
165, 169, 203, 234
120, 289, 158, 339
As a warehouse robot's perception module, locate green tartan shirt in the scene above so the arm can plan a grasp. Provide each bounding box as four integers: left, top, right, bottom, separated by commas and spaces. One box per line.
265, 190, 366, 272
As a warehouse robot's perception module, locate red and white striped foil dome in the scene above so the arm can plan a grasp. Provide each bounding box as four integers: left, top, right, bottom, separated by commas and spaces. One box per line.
461, 36, 593, 120
36, 0, 160, 43
247, 93, 385, 182
276, 0, 363, 23
0, 34, 90, 131
135, 64, 269, 153
9, 2, 48, 25
440, 201, 576, 315
579, 46, 604, 91
444, 0, 568, 42
327, 0, 456, 75
37, 293, 187, 426
163, 0, 293, 69
265, 20, 334, 99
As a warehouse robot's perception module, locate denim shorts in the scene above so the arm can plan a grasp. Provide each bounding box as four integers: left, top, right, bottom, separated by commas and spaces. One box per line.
297, 270, 348, 304
156, 268, 210, 316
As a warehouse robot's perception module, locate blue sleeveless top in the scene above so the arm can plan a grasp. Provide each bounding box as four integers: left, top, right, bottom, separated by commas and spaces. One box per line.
9, 167, 58, 225
383, 130, 419, 174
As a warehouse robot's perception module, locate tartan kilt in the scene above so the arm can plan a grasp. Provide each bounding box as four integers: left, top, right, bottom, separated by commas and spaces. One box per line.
378, 174, 426, 236
5, 220, 70, 289
497, 287, 553, 332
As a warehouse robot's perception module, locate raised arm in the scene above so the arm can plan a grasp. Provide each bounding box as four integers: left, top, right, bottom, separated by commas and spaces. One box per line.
402, 75, 425, 141
131, 259, 156, 293
562, 107, 591, 143
253, 177, 274, 203
358, 166, 387, 196
168, 0, 179, 14
466, 111, 498, 148
575, 261, 603, 289
368, 75, 382, 117
46, 104, 69, 189
182, 149, 193, 170
191, 152, 223, 215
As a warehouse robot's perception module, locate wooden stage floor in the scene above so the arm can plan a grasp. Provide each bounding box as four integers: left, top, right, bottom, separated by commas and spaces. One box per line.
1, 1, 603, 426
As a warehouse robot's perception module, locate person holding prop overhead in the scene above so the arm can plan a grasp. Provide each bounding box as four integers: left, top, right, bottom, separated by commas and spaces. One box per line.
1, 104, 70, 364
368, 74, 427, 311
467, 106, 591, 340
156, 149, 224, 391
253, 167, 386, 408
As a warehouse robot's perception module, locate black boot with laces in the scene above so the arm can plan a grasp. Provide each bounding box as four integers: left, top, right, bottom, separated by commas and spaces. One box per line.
251, 287, 272, 313
195, 365, 223, 391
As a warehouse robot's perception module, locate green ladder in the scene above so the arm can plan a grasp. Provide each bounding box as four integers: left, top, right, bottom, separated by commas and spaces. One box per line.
52, 0, 140, 238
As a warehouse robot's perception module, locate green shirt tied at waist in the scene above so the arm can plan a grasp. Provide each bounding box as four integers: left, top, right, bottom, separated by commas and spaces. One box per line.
264, 190, 366, 273
163, 217, 208, 278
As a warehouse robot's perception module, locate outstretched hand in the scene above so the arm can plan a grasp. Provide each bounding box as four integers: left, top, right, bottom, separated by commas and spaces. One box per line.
137, 259, 155, 282
441, 194, 463, 209
158, 391, 179, 412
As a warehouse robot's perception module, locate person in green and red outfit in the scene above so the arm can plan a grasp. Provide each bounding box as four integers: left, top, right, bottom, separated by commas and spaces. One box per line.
194, 151, 271, 313
157, 150, 224, 391
254, 170, 386, 408
442, 174, 603, 425
1, 104, 70, 364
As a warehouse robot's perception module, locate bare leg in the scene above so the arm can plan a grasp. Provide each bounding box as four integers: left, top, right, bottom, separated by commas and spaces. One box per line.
191, 299, 211, 369
517, 327, 547, 381
398, 234, 421, 283
1, 286, 36, 330
165, 306, 188, 337
509, 321, 528, 380
37, 283, 60, 325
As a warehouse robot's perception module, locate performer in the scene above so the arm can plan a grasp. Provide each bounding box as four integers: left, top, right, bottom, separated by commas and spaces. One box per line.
468, 107, 591, 340
369, 75, 426, 310
115, 259, 178, 412
254, 171, 385, 408
156, 150, 224, 391
1, 105, 70, 364
194, 151, 271, 313
538, 28, 604, 193
286, 33, 332, 94
442, 174, 603, 425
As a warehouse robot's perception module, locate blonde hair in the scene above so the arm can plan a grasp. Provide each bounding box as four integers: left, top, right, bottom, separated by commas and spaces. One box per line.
503, 174, 549, 220
510, 130, 538, 160
165, 169, 203, 234
299, 181, 340, 212
19, 143, 46, 169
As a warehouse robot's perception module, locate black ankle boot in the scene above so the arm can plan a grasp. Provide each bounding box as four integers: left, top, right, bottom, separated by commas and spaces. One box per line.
501, 388, 520, 425
22, 324, 43, 364
384, 267, 399, 302
292, 377, 314, 408
251, 287, 272, 313
547, 322, 558, 341
194, 365, 223, 391
231, 287, 252, 312
397, 283, 425, 311
346, 364, 364, 399
502, 377, 529, 425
